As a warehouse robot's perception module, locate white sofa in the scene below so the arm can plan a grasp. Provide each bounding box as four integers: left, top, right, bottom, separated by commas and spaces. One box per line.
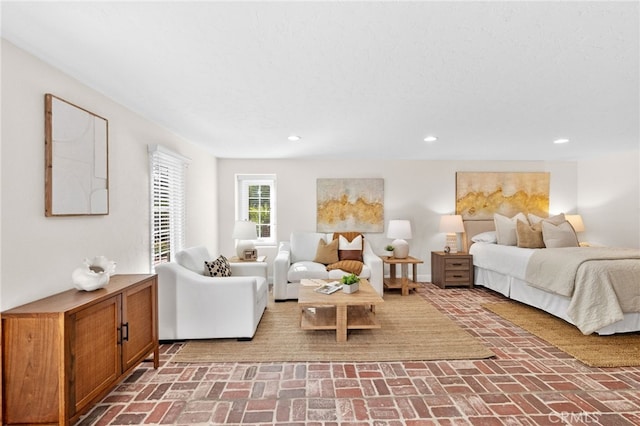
155, 246, 268, 340
273, 232, 383, 300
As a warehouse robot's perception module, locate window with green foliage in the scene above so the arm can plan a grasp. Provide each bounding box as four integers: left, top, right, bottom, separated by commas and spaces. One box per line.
237, 174, 276, 245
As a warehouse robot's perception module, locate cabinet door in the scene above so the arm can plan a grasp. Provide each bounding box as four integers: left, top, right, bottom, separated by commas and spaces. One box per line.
69, 295, 121, 416
2, 316, 61, 424
121, 278, 157, 371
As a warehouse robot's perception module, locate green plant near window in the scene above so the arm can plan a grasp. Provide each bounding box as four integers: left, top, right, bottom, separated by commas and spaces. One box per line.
340, 273, 360, 285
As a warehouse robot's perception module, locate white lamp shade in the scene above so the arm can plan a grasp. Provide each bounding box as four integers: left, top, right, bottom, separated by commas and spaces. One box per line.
438, 215, 465, 233
232, 220, 258, 258
387, 220, 412, 239
565, 215, 585, 233
387, 220, 412, 258
232, 220, 258, 240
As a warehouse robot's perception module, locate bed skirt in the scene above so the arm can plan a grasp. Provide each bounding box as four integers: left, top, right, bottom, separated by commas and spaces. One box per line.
474, 267, 640, 335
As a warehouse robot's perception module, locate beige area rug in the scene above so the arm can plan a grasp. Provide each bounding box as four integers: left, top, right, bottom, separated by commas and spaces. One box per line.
483, 302, 640, 368
173, 292, 494, 363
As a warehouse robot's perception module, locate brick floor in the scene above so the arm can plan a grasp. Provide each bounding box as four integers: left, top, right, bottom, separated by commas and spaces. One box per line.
76, 284, 640, 425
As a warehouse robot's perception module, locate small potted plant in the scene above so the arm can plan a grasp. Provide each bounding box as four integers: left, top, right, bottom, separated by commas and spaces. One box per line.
341, 273, 360, 293
383, 245, 395, 258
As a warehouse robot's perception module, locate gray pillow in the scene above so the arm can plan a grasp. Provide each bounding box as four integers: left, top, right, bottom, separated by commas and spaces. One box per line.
541, 221, 579, 248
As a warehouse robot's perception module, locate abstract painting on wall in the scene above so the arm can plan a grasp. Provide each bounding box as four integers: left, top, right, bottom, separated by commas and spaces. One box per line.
317, 178, 384, 232
456, 172, 550, 220
45, 94, 109, 216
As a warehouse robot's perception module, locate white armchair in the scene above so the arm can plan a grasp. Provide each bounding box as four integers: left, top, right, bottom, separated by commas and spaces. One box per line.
156, 246, 268, 340
273, 232, 383, 301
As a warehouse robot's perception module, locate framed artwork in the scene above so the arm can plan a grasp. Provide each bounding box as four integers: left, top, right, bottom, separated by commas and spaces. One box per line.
456, 172, 549, 220
243, 249, 258, 261
45, 94, 109, 216
316, 178, 384, 232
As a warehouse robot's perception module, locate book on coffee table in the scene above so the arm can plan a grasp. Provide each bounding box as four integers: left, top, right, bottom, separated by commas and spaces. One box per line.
314, 282, 343, 295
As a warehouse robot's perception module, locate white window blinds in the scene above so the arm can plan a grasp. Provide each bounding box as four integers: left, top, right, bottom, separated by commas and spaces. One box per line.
149, 145, 190, 269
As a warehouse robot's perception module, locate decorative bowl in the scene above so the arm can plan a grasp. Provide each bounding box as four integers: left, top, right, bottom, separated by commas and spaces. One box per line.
72, 256, 116, 291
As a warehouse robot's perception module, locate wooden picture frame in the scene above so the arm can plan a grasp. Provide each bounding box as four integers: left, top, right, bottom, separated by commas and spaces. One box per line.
243, 249, 258, 261
45, 94, 109, 216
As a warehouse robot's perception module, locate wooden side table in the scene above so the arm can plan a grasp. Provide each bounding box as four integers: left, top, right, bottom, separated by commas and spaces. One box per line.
381, 255, 424, 296
431, 251, 473, 288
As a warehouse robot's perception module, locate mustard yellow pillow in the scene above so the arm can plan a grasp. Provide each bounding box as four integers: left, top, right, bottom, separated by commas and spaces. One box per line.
313, 238, 339, 265
516, 220, 545, 248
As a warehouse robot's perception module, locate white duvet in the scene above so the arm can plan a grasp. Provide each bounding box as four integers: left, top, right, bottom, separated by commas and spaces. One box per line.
470, 243, 640, 334
469, 243, 534, 280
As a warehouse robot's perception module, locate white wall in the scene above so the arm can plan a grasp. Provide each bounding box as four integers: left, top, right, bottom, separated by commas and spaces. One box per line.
0, 40, 218, 309
577, 149, 640, 248
217, 159, 579, 281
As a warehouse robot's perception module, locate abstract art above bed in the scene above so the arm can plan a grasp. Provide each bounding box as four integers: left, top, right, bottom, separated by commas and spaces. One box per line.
456, 172, 549, 220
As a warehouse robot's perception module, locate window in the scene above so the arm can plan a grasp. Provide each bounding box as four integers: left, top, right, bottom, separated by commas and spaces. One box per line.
149, 145, 190, 269
236, 174, 276, 246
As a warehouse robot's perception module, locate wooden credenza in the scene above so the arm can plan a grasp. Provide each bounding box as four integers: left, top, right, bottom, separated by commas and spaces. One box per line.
1, 274, 159, 425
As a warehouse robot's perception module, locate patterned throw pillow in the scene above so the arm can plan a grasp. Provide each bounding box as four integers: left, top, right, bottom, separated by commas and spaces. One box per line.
336, 234, 363, 261
204, 255, 231, 277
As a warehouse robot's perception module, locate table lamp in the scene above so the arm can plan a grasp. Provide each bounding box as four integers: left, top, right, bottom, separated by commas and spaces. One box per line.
565, 214, 587, 246
565, 214, 585, 233
232, 220, 258, 258
387, 220, 412, 258
439, 215, 465, 253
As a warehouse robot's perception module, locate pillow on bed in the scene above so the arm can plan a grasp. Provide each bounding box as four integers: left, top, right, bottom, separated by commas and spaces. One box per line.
541, 221, 579, 248
471, 231, 498, 244
494, 213, 528, 246
516, 220, 544, 248
528, 213, 565, 225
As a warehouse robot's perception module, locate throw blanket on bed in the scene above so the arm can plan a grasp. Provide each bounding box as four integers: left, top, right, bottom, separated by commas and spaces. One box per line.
525, 247, 640, 334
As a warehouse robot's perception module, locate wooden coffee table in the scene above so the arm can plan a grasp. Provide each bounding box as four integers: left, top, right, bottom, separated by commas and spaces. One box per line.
298, 279, 384, 342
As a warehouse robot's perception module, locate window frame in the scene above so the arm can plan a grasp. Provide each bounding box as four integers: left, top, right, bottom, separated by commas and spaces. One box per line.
236, 174, 277, 247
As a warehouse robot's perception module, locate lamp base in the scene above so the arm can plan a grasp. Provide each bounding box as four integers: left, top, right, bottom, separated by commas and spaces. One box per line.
445, 233, 458, 254
392, 239, 409, 258
236, 240, 256, 258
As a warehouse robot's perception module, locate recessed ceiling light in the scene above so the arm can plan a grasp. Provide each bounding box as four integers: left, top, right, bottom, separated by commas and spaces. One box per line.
553, 138, 570, 144
288, 135, 301, 141
424, 136, 438, 142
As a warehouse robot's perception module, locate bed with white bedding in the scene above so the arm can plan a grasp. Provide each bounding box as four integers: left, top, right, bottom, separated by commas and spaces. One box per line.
465, 221, 640, 335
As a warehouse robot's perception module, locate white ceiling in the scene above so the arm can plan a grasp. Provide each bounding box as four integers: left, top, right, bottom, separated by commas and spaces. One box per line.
2, 1, 638, 161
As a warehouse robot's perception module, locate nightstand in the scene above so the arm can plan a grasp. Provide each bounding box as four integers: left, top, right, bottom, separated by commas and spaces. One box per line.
431, 251, 473, 288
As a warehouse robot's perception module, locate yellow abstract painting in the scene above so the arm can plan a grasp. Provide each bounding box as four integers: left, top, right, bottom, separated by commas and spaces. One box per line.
317, 178, 384, 232
456, 172, 549, 220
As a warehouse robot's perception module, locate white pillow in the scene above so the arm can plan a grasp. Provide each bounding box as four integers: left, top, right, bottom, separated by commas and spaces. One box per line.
541, 221, 579, 248
471, 231, 498, 244
494, 213, 528, 246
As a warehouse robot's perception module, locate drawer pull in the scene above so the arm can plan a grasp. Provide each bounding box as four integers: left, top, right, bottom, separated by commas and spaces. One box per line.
453, 274, 463, 278
451, 263, 463, 266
